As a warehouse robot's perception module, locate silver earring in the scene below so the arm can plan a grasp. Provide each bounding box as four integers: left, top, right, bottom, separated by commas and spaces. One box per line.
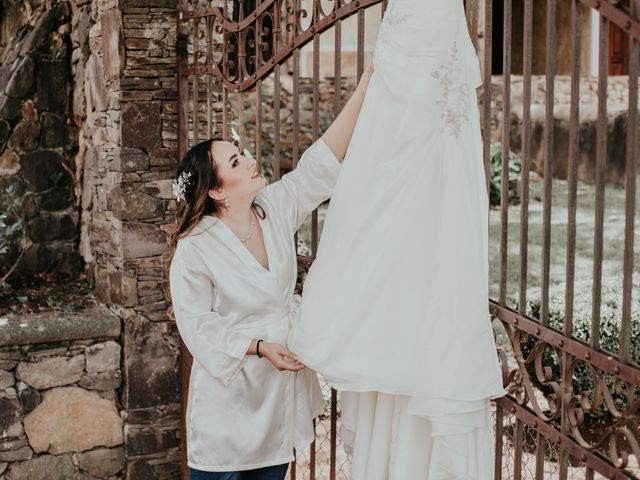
224, 197, 229, 208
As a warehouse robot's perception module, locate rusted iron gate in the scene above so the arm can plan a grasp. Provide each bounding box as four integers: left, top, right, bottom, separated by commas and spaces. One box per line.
176, 0, 640, 479
485, 0, 640, 479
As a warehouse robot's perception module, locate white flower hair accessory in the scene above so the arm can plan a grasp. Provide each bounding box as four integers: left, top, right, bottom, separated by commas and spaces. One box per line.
172, 171, 192, 202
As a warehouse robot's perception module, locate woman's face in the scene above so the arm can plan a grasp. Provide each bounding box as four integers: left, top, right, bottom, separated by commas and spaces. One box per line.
210, 141, 266, 204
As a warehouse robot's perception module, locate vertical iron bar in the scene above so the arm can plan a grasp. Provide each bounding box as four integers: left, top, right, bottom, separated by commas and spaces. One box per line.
540, 0, 557, 325
177, 36, 189, 161
313, 32, 320, 142
330, 16, 342, 480
499, 0, 512, 307
330, 389, 337, 480
565, 0, 581, 344
206, 16, 213, 138
256, 80, 262, 173
222, 89, 229, 139
291, 446, 297, 480
193, 76, 199, 145
292, 22, 298, 448
193, 18, 200, 145
357, 8, 365, 81
561, 2, 581, 478
494, 404, 504, 480
222, 26, 229, 140
591, 15, 609, 349
237, 92, 244, 153
274, 63, 281, 181
176, 20, 190, 480
334, 20, 342, 118
535, 431, 544, 480
222, 0, 230, 140
482, 0, 494, 196
311, 33, 320, 257
293, 49, 300, 168
620, 5, 638, 363
309, 31, 321, 479
518, 0, 532, 315
514, 418, 523, 480
310, 419, 317, 480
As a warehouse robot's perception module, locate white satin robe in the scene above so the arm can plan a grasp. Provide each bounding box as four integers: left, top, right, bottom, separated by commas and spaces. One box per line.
170, 139, 339, 471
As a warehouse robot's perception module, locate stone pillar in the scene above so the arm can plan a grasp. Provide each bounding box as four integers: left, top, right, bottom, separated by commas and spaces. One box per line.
79, 0, 181, 477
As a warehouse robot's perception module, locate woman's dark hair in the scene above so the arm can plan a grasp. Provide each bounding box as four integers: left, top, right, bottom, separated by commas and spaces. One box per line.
167, 136, 224, 254
165, 137, 266, 305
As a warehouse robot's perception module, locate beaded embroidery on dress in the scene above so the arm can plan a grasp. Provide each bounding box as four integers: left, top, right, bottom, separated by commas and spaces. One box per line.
432, 43, 472, 137
377, 2, 410, 41
288, 1, 505, 478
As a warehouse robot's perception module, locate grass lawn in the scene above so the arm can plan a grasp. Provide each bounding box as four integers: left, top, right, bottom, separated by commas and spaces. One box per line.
489, 173, 640, 363
488, 173, 640, 312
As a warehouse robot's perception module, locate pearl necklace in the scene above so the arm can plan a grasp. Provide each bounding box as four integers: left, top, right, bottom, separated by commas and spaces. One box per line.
239, 212, 257, 243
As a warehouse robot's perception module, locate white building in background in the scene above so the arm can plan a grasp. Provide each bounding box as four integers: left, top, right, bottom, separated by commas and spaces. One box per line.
298, 0, 382, 78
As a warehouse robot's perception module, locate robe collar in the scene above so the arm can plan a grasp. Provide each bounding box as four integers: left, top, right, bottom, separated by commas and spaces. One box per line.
198, 214, 273, 274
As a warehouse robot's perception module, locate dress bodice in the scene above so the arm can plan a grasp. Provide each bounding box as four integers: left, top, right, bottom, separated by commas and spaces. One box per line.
373, 0, 481, 98
376, 0, 467, 55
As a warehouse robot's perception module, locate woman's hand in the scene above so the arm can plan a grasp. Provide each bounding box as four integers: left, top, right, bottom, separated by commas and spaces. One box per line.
260, 342, 306, 372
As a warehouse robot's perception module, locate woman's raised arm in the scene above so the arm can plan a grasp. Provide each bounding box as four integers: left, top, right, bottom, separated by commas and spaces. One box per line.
322, 64, 374, 162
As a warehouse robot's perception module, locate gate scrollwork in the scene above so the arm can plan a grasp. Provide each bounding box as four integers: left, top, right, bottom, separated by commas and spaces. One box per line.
178, 0, 384, 91
494, 304, 640, 478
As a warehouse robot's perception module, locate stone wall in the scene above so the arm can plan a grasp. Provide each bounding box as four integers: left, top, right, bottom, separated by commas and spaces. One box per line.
0, 1, 48, 60
0, 2, 82, 283
0, 307, 124, 479
487, 75, 636, 186
2, 0, 182, 476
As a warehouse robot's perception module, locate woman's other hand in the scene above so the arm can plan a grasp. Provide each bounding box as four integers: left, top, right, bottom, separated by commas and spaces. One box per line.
260, 342, 306, 372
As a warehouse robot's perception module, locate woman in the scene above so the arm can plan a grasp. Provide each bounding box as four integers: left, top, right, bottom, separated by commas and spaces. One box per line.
168, 65, 372, 480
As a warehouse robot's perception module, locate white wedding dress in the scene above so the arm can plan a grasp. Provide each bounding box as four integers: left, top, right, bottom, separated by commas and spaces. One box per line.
288, 0, 506, 478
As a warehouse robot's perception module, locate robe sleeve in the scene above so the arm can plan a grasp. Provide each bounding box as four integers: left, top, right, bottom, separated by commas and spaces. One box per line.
170, 246, 253, 385
262, 137, 341, 232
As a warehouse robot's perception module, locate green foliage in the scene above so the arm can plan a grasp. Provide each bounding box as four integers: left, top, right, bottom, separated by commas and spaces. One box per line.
520, 280, 640, 418
0, 185, 29, 288
490, 141, 522, 207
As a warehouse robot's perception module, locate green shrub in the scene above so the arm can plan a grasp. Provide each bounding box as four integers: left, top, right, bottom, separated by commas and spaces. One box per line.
520, 278, 640, 418
0, 184, 29, 287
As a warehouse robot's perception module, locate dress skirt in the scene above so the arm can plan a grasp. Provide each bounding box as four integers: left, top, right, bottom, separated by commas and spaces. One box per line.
341, 392, 494, 480
288, 1, 506, 477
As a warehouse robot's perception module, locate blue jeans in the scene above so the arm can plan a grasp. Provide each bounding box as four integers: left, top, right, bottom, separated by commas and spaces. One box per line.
189, 463, 289, 480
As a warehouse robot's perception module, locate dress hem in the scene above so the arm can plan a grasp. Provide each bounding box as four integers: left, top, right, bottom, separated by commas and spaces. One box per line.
326, 379, 507, 404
